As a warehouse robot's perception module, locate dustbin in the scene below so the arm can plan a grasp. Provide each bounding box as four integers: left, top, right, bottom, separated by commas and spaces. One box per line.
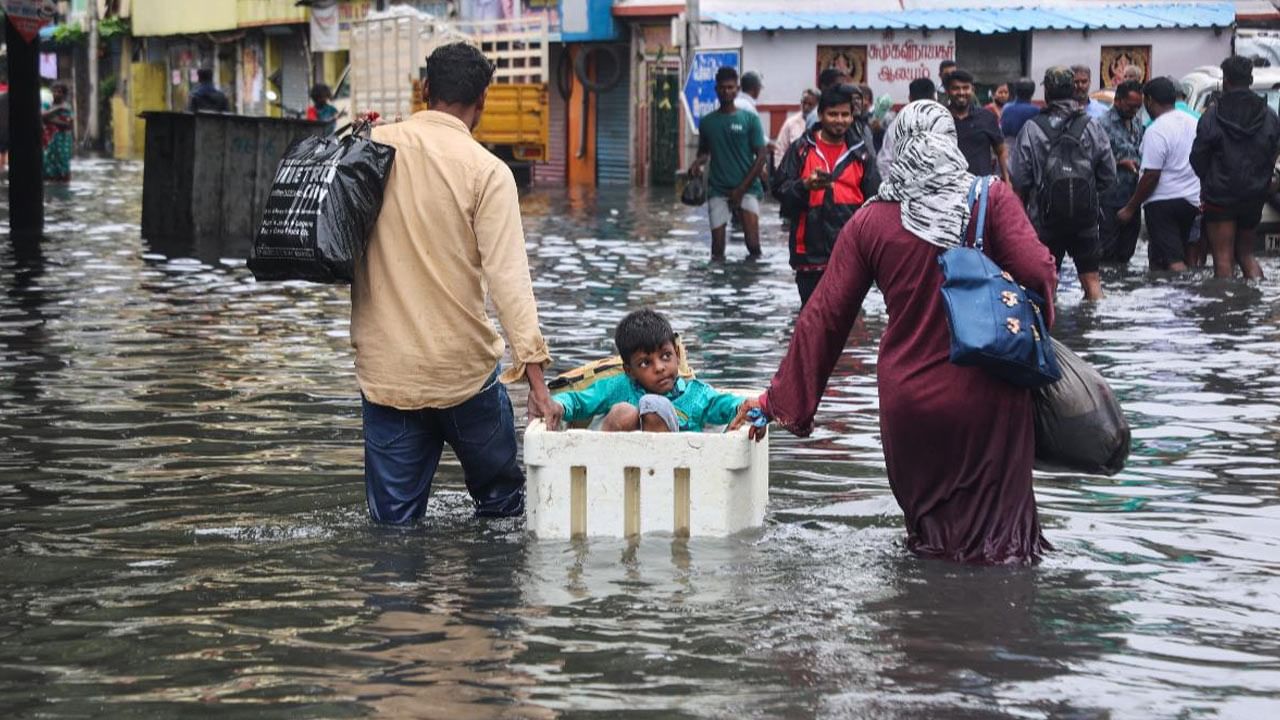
141, 112, 325, 258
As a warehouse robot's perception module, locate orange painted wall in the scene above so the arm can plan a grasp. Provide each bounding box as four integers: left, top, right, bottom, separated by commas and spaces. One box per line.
566, 46, 597, 187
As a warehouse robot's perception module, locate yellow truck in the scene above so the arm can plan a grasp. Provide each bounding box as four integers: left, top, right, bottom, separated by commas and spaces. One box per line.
349, 11, 550, 168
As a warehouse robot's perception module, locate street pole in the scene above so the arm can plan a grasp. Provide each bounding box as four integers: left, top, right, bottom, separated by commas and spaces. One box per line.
86, 0, 100, 149
6, 16, 45, 238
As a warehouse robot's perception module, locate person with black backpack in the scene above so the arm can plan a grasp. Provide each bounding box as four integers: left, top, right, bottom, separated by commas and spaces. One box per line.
1012, 66, 1116, 300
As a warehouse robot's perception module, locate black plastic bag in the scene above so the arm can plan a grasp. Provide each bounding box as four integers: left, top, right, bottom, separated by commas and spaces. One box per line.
1033, 338, 1130, 475
249, 124, 395, 283
681, 173, 707, 206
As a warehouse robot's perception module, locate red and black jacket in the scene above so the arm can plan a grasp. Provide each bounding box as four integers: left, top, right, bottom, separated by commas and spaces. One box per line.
772, 126, 881, 270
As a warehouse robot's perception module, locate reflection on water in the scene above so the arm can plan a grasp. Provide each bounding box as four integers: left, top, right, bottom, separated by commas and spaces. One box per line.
2, 160, 1280, 717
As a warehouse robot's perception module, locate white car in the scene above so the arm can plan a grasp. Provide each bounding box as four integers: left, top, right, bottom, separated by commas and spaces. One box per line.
1180, 65, 1280, 250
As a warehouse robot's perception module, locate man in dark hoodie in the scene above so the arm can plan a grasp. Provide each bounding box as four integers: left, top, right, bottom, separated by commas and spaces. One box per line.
1190, 55, 1280, 280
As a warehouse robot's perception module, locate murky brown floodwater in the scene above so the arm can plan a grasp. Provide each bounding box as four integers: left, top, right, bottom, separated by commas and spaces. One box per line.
2, 160, 1279, 718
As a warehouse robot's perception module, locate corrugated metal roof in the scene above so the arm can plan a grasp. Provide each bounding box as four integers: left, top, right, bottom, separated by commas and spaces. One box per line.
706, 3, 1237, 34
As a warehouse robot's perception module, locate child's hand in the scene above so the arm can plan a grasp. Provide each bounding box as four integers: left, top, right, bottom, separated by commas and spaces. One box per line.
728, 398, 769, 442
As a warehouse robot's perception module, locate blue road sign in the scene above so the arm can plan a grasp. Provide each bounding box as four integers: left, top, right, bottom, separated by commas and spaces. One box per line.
681, 49, 741, 133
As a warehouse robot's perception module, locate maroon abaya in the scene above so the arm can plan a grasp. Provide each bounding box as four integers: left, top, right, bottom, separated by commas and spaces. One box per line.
760, 182, 1059, 564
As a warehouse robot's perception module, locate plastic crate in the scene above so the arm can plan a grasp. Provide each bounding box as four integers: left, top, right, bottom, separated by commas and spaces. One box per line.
524, 420, 770, 538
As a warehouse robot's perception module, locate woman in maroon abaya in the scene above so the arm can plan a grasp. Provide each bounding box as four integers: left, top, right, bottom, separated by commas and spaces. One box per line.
732, 101, 1059, 564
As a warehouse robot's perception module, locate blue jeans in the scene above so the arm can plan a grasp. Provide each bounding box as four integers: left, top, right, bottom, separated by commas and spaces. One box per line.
362, 371, 525, 524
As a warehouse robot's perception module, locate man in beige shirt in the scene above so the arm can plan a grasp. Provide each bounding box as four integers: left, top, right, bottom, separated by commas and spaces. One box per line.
351, 42, 554, 524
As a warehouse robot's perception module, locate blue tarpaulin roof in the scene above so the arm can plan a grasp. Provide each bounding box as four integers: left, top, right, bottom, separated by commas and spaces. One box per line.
706, 3, 1236, 35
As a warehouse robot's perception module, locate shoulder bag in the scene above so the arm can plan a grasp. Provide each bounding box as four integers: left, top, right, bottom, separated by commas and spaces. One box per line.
937, 176, 1062, 388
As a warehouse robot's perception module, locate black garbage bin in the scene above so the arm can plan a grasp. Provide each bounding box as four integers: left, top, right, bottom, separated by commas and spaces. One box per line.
141, 112, 325, 260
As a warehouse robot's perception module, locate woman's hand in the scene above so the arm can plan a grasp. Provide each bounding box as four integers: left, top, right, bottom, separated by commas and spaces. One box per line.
728, 397, 769, 442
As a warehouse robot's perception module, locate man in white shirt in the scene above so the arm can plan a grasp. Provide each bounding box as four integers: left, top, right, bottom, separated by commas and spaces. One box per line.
877, 77, 938, 178
735, 71, 762, 117
772, 88, 818, 168
1117, 77, 1202, 271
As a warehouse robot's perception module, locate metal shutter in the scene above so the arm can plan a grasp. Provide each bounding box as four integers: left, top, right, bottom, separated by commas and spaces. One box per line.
596, 45, 631, 186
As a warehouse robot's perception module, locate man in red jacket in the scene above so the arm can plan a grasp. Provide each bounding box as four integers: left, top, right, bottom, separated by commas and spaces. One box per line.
772, 86, 882, 305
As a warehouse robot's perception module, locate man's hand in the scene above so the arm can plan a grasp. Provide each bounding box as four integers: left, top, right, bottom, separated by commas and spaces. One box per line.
727, 397, 769, 442
730, 187, 747, 209
688, 160, 704, 178
540, 399, 565, 431
523, 363, 557, 427
1117, 204, 1136, 225
1117, 159, 1139, 174
805, 169, 832, 191
527, 384, 558, 427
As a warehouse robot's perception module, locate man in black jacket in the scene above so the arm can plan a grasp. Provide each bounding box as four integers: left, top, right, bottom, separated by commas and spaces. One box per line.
187, 68, 231, 113
1190, 55, 1280, 280
773, 86, 881, 306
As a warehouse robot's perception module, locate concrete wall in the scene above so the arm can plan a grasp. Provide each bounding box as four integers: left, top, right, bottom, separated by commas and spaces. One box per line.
131, 0, 237, 36
1029, 29, 1233, 93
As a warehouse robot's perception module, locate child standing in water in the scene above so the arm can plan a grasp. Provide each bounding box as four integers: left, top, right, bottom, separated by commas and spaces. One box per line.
545, 309, 747, 432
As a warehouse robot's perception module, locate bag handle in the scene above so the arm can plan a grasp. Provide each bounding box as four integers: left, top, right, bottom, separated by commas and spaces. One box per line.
965, 175, 992, 251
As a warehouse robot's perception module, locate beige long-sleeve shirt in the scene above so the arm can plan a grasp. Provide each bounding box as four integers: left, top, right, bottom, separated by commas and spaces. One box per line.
351, 111, 550, 409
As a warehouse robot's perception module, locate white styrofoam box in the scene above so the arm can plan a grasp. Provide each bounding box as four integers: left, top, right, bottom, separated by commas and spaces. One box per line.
524, 420, 770, 538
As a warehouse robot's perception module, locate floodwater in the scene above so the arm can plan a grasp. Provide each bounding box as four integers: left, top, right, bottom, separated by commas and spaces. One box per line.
2, 160, 1279, 719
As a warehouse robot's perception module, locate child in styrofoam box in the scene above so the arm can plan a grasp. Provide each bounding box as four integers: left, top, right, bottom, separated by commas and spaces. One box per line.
543, 308, 748, 433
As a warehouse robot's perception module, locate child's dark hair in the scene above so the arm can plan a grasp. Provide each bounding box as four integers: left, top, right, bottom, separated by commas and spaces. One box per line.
615, 309, 675, 362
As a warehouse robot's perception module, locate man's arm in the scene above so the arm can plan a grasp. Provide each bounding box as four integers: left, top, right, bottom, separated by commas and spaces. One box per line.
1189, 112, 1217, 181
1010, 124, 1037, 206
995, 140, 1011, 184
1118, 170, 1160, 224
473, 162, 553, 420
730, 113, 768, 205
731, 144, 769, 206
689, 129, 711, 176
1091, 123, 1117, 196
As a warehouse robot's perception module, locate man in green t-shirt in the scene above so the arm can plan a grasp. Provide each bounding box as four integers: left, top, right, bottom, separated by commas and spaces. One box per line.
688, 66, 769, 259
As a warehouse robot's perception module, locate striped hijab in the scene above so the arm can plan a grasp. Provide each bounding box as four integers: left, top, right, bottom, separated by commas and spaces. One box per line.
870, 100, 977, 249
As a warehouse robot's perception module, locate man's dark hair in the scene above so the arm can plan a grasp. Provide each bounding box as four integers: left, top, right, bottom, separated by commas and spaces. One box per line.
944, 69, 974, 88
310, 83, 331, 103
817, 67, 847, 91
1143, 76, 1177, 106
818, 86, 855, 112
940, 59, 957, 75
1115, 80, 1143, 103
740, 71, 761, 94
197, 68, 213, 84
908, 77, 936, 101
425, 42, 495, 106
715, 66, 739, 84
1222, 55, 1254, 88
615, 309, 675, 362
1014, 78, 1035, 101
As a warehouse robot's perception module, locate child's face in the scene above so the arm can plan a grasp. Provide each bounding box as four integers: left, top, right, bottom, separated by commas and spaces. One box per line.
625, 341, 678, 395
